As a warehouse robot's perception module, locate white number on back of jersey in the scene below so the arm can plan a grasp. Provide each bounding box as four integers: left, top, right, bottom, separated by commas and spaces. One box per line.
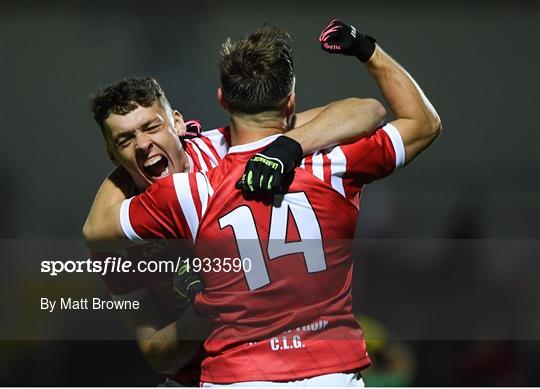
268, 193, 326, 273
218, 206, 271, 290
218, 192, 326, 291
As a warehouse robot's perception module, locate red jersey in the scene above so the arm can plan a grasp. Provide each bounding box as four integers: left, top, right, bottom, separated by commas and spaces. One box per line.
121, 124, 405, 383
94, 126, 231, 386
183, 127, 231, 173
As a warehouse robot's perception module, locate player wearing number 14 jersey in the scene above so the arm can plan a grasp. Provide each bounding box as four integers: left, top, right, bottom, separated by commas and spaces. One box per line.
120, 125, 405, 382
85, 21, 440, 385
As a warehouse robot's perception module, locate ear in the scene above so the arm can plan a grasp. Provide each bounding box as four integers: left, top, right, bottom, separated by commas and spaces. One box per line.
285, 92, 296, 118
217, 87, 229, 110
107, 147, 119, 166
172, 110, 186, 136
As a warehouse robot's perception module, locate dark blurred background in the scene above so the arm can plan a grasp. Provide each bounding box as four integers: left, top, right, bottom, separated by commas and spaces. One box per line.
0, 0, 538, 386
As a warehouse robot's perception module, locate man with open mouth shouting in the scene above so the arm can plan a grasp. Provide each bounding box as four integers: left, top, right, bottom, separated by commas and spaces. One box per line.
91, 77, 384, 194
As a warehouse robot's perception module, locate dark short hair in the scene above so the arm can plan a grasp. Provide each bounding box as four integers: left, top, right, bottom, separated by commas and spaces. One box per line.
90, 77, 171, 135
219, 26, 295, 114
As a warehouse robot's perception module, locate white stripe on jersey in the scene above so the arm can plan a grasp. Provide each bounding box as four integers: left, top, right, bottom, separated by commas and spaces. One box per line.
311, 151, 325, 181
200, 171, 214, 197
120, 198, 145, 242
173, 174, 199, 241
326, 146, 346, 197
186, 139, 209, 172
192, 137, 219, 168
195, 172, 212, 217
202, 128, 229, 159
382, 123, 405, 169
186, 153, 195, 173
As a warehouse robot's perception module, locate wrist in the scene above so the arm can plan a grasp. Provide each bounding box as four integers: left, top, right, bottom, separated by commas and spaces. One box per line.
355, 34, 377, 62
364, 45, 385, 71
278, 135, 303, 166
283, 133, 305, 156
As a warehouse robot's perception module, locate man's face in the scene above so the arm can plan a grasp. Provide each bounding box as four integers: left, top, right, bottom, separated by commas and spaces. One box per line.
104, 101, 188, 191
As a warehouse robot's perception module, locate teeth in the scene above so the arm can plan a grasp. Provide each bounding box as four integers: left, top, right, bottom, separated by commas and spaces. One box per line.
143, 155, 162, 167
160, 166, 169, 178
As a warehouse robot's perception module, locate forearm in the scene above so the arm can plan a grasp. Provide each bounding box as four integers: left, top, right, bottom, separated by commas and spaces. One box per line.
285, 97, 386, 154
137, 322, 203, 374
288, 106, 325, 129
365, 46, 441, 146
137, 323, 182, 374
137, 305, 209, 374
82, 167, 133, 248
318, 19, 441, 164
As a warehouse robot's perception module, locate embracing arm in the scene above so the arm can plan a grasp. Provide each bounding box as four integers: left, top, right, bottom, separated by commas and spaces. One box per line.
82, 167, 132, 249
286, 97, 386, 154
236, 98, 386, 192
124, 300, 209, 374
86, 171, 208, 372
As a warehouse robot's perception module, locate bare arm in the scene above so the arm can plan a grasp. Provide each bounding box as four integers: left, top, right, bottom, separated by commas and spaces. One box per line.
82, 167, 131, 249
85, 171, 208, 372
124, 299, 209, 374
365, 45, 441, 164
285, 97, 386, 154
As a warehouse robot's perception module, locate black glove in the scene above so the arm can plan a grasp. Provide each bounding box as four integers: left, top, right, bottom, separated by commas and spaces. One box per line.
173, 258, 204, 303
319, 19, 376, 62
236, 136, 303, 193
181, 119, 203, 139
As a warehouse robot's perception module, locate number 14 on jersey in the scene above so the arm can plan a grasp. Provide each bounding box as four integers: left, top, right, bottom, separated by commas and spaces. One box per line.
218, 192, 327, 291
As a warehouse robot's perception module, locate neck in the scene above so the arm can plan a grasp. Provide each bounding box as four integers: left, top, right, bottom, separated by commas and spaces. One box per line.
228, 111, 288, 146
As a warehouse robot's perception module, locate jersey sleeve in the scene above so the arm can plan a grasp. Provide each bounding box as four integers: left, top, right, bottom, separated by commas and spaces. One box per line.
340, 123, 405, 184
119, 172, 211, 242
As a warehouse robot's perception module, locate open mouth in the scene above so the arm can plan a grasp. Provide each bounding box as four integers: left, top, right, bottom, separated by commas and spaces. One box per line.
142, 155, 170, 180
